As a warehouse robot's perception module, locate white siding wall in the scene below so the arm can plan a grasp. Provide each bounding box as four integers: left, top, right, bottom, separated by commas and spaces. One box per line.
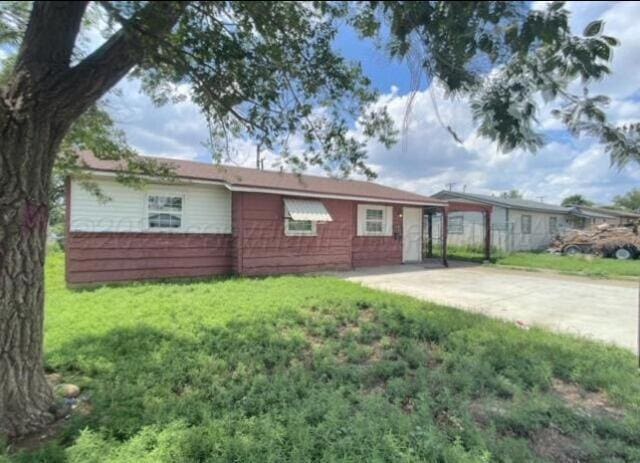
507, 210, 569, 251
70, 177, 232, 234
433, 206, 570, 251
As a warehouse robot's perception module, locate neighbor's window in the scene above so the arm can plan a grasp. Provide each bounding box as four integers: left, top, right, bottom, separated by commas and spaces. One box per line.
365, 207, 385, 233
285, 219, 316, 236
549, 216, 558, 234
449, 216, 464, 234
148, 195, 183, 229
521, 215, 532, 235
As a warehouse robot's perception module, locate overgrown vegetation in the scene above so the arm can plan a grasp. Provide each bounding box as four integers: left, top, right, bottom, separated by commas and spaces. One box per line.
3, 251, 639, 461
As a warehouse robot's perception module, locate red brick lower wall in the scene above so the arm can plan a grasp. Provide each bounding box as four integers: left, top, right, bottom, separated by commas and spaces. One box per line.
233, 193, 354, 276
352, 205, 403, 267
66, 232, 233, 284
233, 193, 404, 276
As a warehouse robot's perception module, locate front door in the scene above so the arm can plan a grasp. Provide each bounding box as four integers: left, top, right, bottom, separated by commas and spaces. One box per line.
402, 207, 422, 262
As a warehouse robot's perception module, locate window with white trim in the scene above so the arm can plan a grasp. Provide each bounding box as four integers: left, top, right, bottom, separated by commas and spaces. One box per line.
448, 216, 464, 234
549, 216, 558, 234
365, 207, 385, 233
357, 205, 392, 236
147, 195, 183, 229
521, 215, 532, 235
285, 219, 316, 236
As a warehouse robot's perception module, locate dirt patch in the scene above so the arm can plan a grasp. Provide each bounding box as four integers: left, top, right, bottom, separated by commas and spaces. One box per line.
7, 375, 94, 455
531, 427, 584, 463
7, 397, 92, 454
337, 309, 377, 338
358, 308, 376, 324
552, 379, 625, 420
7, 416, 70, 454
469, 399, 509, 427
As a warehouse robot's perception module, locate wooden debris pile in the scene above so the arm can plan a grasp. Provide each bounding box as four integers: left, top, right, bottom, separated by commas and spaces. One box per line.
549, 223, 640, 256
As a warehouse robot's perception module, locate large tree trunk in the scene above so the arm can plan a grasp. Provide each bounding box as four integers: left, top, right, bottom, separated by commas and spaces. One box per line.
0, 0, 185, 438
0, 109, 64, 437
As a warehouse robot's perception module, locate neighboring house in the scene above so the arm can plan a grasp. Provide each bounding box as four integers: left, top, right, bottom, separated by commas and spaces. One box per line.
433, 191, 571, 251
568, 205, 640, 227
66, 152, 445, 285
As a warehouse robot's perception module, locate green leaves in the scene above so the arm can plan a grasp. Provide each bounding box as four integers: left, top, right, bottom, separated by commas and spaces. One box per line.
370, 1, 638, 168
583, 20, 604, 37
128, 1, 395, 178
4, 1, 637, 177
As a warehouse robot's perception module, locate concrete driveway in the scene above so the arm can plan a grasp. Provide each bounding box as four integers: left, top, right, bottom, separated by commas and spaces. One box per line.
336, 262, 639, 351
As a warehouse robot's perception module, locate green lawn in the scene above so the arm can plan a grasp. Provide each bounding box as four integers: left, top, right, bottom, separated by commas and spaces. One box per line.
4, 251, 640, 462
496, 252, 640, 279
438, 245, 640, 279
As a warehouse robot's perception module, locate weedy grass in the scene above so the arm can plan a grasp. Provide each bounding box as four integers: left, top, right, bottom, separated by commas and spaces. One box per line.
496, 252, 640, 279
4, 250, 640, 462
438, 244, 640, 279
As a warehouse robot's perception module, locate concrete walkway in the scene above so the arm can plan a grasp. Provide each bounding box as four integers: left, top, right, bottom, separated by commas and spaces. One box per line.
335, 262, 639, 351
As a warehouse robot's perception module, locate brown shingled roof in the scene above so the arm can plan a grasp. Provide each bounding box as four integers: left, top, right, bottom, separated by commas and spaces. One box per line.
77, 151, 444, 206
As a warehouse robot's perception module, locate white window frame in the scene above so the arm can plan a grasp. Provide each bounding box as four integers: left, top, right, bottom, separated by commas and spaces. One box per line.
146, 193, 185, 231
521, 215, 532, 235
284, 218, 317, 236
448, 216, 464, 234
549, 216, 558, 234
362, 205, 387, 236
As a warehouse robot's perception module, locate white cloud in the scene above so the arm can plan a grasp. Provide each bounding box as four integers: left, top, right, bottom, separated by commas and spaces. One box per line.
359, 79, 638, 204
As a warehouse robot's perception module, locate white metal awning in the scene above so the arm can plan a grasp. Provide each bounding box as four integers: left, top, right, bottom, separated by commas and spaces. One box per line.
284, 199, 333, 222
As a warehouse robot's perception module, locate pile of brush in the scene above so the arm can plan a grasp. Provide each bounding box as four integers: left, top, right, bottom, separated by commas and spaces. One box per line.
549, 223, 640, 257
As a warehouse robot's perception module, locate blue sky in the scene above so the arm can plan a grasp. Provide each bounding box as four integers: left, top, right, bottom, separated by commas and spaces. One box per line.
4, 1, 633, 205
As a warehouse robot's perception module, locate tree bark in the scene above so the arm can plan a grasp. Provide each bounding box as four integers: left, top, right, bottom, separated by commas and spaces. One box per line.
0, 1, 186, 437
0, 106, 66, 437
0, 1, 87, 438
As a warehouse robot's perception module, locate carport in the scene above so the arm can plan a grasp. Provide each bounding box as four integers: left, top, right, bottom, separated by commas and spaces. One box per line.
423, 201, 493, 265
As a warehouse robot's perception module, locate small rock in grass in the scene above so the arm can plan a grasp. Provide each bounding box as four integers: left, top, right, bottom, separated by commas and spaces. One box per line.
55, 383, 80, 398
46, 373, 63, 386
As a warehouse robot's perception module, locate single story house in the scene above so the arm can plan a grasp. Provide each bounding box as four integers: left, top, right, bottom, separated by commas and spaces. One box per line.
65, 152, 447, 285
568, 205, 640, 227
432, 191, 572, 251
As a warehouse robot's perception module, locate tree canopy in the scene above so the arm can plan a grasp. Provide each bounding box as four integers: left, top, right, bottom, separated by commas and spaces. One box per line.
1, 1, 639, 181
613, 189, 640, 212
561, 194, 594, 207
501, 189, 523, 199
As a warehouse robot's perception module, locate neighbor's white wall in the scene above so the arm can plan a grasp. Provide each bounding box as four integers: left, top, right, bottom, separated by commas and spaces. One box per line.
433, 206, 570, 251
507, 210, 569, 251
70, 177, 232, 233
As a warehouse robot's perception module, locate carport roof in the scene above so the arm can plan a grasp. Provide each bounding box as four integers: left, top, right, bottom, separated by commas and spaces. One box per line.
433, 190, 570, 214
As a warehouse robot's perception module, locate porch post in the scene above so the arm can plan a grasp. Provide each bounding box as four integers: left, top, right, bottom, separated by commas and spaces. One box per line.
427, 212, 433, 257
484, 207, 491, 262
442, 207, 448, 267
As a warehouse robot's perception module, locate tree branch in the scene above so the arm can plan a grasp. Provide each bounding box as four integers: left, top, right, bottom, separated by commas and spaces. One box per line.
58, 1, 187, 120
13, 1, 89, 77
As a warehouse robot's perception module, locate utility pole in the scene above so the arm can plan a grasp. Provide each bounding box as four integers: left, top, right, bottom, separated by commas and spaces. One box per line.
256, 142, 262, 170
446, 182, 456, 191
537, 196, 545, 203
